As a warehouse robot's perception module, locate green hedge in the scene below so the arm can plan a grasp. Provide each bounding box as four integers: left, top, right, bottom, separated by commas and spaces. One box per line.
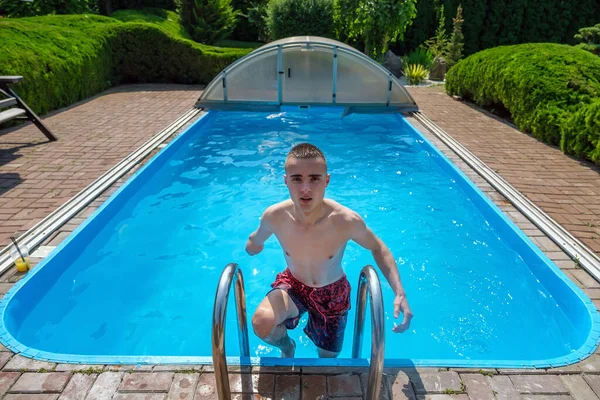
0, 0, 97, 18
110, 8, 192, 39
562, 100, 600, 164
109, 23, 246, 84
0, 15, 115, 115
394, 0, 600, 57
98, 0, 176, 15
0, 14, 251, 116
267, 0, 335, 40
446, 43, 600, 165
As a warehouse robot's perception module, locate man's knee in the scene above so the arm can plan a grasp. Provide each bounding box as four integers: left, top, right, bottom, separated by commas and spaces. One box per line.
252, 309, 276, 339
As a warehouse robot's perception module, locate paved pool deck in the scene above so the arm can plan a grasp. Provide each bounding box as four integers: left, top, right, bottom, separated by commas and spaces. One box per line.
0, 84, 599, 399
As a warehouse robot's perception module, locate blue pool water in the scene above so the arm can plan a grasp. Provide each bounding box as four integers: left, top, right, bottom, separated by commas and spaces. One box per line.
0, 107, 598, 367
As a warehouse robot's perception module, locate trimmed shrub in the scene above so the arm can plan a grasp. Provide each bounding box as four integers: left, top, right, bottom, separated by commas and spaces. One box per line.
0, 14, 251, 116
213, 39, 263, 48
562, 100, 600, 164
111, 7, 191, 39
446, 43, 600, 164
179, 0, 238, 44
0, 15, 115, 115
267, 0, 334, 40
109, 23, 246, 84
0, 0, 96, 17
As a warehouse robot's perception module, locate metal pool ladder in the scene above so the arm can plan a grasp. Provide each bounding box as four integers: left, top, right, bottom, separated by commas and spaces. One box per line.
212, 263, 385, 400
212, 263, 250, 399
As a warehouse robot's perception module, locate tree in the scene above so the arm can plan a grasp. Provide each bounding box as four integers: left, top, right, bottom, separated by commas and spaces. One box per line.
424, 4, 451, 59
447, 4, 463, 69
574, 23, 600, 55
246, 1, 269, 42
459, 0, 485, 55
267, 0, 335, 40
230, 0, 269, 41
574, 23, 600, 45
336, 0, 418, 61
479, 0, 504, 49
180, 0, 239, 44
395, 0, 437, 55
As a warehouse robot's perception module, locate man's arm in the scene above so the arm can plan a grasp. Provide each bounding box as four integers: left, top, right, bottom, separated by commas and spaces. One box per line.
246, 209, 274, 256
348, 213, 413, 333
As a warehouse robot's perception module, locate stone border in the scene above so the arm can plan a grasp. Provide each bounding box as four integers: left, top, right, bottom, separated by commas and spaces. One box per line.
0, 108, 203, 275
413, 111, 600, 282
0, 111, 599, 399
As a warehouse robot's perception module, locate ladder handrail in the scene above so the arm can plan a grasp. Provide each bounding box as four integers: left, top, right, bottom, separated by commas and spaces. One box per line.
352, 265, 385, 400
212, 263, 250, 400
212, 263, 385, 400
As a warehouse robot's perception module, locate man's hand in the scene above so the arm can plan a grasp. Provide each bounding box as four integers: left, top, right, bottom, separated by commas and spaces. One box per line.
347, 212, 412, 333
245, 239, 264, 256
246, 210, 274, 256
392, 294, 412, 333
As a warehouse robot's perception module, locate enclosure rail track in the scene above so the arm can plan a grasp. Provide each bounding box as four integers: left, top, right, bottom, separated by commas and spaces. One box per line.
412, 111, 600, 282
0, 108, 203, 276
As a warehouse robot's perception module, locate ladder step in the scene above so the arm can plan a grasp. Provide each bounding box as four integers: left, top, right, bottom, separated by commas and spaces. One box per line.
0, 107, 26, 124
0, 97, 17, 110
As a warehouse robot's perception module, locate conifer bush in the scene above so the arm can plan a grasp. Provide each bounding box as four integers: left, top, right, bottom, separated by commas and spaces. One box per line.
446, 43, 600, 165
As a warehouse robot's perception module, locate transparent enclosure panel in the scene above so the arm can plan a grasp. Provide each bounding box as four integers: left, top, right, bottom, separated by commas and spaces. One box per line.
336, 51, 389, 104
202, 75, 225, 101
390, 80, 412, 105
227, 49, 279, 102
282, 46, 334, 103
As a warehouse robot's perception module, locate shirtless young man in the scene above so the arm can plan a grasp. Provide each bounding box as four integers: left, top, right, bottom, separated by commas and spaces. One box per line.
246, 143, 413, 358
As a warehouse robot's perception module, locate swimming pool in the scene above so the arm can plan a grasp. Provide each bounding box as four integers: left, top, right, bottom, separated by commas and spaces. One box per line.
0, 107, 598, 368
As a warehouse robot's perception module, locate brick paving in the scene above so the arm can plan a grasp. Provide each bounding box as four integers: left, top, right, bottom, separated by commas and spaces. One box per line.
1, 84, 600, 398
0, 84, 202, 248
407, 85, 600, 256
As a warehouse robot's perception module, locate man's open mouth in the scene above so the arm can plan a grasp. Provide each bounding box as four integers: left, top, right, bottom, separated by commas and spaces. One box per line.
300, 197, 312, 202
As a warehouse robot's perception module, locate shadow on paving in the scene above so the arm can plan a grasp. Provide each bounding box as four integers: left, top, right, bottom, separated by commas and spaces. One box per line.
457, 98, 600, 174
0, 142, 46, 195
0, 172, 22, 196
240, 372, 273, 398
103, 84, 205, 93
377, 365, 422, 400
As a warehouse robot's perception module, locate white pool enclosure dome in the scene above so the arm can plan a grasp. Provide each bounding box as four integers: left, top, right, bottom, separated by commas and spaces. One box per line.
196, 36, 418, 114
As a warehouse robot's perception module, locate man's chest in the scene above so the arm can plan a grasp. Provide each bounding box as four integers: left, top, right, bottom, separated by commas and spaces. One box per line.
274, 222, 349, 260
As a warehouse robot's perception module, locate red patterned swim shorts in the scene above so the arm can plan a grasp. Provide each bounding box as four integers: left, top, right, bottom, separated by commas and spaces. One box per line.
268, 268, 351, 353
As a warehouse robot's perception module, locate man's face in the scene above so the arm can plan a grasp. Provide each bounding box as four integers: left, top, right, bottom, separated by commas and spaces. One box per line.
284, 157, 330, 213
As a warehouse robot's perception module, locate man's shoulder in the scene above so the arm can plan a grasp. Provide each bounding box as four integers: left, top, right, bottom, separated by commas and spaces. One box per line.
325, 199, 363, 225
263, 200, 293, 218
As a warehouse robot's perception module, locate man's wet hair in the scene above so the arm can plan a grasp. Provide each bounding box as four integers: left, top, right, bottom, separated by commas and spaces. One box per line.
286, 143, 326, 165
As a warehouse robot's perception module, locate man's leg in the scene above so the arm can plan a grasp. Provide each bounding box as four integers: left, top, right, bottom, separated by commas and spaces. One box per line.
317, 347, 340, 358
252, 289, 300, 357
